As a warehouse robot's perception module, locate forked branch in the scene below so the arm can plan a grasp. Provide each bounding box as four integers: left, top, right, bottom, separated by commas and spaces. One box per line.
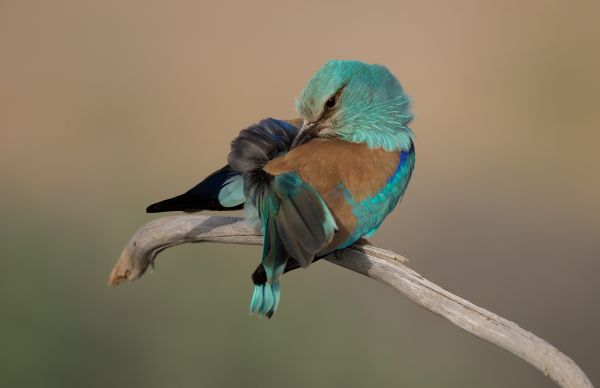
109, 215, 593, 388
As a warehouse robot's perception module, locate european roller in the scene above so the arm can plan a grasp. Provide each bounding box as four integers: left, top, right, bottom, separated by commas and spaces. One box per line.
147, 60, 415, 318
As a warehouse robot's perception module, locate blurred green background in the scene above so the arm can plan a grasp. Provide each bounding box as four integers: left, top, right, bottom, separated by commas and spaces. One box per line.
1, 1, 598, 387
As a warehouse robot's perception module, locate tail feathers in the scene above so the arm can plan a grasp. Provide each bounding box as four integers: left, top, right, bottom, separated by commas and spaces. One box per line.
249, 281, 281, 318
248, 215, 288, 318
246, 172, 336, 318
146, 165, 244, 213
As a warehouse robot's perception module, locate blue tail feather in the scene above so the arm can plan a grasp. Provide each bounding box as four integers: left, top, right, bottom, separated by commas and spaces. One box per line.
249, 281, 281, 318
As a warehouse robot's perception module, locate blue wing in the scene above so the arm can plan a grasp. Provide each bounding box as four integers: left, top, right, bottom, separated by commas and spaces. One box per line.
146, 118, 299, 213
146, 118, 334, 318
146, 164, 244, 213
226, 119, 336, 317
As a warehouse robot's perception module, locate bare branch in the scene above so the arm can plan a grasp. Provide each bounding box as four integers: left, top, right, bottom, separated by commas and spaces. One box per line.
109, 215, 593, 388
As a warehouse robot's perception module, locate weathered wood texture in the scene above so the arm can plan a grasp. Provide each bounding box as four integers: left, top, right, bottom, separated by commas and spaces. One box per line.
109, 215, 593, 388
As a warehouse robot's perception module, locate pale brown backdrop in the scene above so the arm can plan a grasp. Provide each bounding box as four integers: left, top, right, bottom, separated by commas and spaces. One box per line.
1, 1, 599, 387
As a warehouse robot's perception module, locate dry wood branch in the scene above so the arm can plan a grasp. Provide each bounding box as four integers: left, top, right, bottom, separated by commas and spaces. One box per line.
109, 215, 593, 388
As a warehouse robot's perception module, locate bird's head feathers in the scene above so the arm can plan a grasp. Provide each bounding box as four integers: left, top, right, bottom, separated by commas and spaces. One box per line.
294, 60, 414, 151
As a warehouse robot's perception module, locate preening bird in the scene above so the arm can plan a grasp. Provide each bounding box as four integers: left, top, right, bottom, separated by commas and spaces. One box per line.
147, 60, 415, 318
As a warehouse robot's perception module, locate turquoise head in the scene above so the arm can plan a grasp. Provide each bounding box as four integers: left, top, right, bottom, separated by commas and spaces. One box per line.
294, 60, 414, 151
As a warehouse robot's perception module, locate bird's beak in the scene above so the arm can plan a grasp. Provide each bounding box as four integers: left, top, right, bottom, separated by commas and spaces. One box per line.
291, 121, 320, 148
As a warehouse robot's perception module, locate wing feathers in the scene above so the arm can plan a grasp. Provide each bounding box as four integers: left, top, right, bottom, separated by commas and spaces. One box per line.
146, 165, 244, 213
272, 173, 337, 267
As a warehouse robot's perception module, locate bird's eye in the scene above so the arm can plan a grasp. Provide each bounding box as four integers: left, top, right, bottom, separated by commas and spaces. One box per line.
324, 96, 337, 109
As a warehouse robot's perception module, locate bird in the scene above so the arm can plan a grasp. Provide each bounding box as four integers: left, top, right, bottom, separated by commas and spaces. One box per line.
146, 60, 415, 318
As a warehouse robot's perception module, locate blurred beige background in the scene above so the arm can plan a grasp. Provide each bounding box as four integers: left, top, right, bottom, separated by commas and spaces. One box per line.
1, 1, 599, 387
